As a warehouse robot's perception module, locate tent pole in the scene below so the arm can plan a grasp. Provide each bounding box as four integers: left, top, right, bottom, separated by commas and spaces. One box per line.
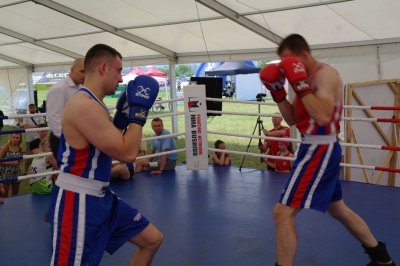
169, 58, 178, 134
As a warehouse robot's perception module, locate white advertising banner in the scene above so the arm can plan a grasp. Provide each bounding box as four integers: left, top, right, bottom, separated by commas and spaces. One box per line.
184, 85, 209, 170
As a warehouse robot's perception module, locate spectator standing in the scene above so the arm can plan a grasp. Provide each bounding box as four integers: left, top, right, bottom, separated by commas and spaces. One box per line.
23, 104, 44, 175
46, 58, 85, 158
0, 133, 23, 197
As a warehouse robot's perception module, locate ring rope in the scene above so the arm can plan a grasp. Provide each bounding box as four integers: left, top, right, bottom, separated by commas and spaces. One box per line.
205, 97, 400, 111
210, 148, 400, 173
148, 111, 185, 119
0, 127, 51, 135
208, 131, 400, 152
142, 132, 185, 141
0, 149, 186, 184
0, 152, 53, 163
0, 113, 46, 120
206, 110, 400, 123
206, 97, 278, 106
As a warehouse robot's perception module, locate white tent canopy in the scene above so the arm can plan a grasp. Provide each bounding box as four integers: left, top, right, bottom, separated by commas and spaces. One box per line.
1, 0, 400, 113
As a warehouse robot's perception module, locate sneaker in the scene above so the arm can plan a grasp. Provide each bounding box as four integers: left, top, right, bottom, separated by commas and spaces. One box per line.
363, 242, 396, 266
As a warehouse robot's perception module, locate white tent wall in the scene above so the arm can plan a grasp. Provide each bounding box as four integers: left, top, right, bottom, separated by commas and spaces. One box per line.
379, 43, 400, 80
0, 67, 29, 124
314, 46, 379, 84
235, 73, 263, 101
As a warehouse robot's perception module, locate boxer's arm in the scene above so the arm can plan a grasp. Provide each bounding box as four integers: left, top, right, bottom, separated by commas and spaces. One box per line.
300, 68, 337, 126
63, 95, 142, 164
277, 99, 296, 126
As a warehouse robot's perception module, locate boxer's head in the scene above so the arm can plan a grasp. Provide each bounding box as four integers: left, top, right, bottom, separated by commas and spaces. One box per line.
84, 44, 123, 94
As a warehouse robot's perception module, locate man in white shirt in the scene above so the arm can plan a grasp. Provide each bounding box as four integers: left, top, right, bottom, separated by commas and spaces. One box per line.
46, 58, 85, 159
23, 103, 45, 174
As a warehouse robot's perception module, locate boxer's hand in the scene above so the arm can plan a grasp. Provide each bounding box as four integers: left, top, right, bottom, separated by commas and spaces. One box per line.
126, 76, 160, 126
113, 89, 129, 130
278, 57, 312, 98
259, 64, 286, 103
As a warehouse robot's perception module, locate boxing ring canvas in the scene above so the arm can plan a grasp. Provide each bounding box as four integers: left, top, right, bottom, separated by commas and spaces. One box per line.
344, 79, 400, 187
0, 165, 399, 266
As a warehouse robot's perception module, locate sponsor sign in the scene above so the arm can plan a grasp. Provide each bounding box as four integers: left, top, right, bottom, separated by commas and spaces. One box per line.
184, 85, 209, 170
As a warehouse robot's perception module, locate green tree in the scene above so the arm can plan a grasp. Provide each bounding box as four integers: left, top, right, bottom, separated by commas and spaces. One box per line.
257, 60, 271, 69
158, 67, 169, 74
176, 64, 194, 77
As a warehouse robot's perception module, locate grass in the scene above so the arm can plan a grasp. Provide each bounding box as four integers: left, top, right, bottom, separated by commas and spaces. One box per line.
2, 91, 286, 196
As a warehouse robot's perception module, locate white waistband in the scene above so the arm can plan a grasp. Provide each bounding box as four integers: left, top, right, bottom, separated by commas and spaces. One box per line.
55, 172, 109, 197
301, 134, 337, 144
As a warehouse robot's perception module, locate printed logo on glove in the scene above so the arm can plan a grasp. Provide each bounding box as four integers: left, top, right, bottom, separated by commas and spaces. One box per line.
135, 109, 148, 119
135, 86, 151, 99
292, 62, 305, 74
296, 81, 310, 91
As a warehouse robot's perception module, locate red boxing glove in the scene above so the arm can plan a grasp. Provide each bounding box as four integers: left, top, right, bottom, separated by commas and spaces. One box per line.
259, 64, 286, 103
278, 57, 312, 98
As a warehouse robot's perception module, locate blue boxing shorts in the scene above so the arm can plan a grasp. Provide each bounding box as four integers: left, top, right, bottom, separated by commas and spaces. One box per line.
279, 140, 343, 212
49, 185, 150, 266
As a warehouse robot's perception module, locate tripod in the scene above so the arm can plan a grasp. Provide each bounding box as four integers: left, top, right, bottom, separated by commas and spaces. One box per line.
239, 100, 264, 171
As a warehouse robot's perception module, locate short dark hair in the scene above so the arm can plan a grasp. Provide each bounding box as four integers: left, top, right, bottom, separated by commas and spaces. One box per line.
214, 140, 224, 149
152, 118, 163, 123
277, 34, 310, 56
28, 103, 36, 107
84, 44, 122, 74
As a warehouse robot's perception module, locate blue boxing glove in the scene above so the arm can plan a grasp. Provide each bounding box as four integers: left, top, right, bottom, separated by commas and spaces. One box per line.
113, 89, 129, 129
126, 75, 159, 126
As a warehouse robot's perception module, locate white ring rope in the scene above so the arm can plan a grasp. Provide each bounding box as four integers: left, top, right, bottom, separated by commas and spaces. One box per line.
207, 110, 398, 123
206, 97, 278, 106
2, 113, 46, 119
148, 111, 185, 119
206, 97, 400, 111
142, 132, 185, 141
208, 131, 399, 151
6, 149, 186, 183
210, 148, 399, 172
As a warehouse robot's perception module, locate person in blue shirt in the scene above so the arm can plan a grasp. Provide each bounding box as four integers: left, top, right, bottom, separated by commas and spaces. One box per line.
135, 118, 178, 174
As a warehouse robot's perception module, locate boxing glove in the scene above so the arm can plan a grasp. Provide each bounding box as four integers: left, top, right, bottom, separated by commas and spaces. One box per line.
259, 64, 287, 103
278, 57, 312, 98
113, 89, 129, 129
126, 75, 160, 126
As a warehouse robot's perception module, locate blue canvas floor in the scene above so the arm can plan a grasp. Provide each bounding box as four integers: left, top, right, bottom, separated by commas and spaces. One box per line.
0, 165, 398, 266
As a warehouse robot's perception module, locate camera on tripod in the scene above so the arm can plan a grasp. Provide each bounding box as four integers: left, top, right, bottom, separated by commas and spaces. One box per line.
256, 93, 267, 102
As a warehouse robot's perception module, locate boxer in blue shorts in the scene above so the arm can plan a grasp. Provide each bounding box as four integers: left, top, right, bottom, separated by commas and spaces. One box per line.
260, 34, 395, 266
49, 44, 163, 266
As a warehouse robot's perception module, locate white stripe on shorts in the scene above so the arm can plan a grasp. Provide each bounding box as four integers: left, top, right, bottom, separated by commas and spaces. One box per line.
51, 187, 64, 266
281, 144, 317, 205
74, 194, 86, 265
